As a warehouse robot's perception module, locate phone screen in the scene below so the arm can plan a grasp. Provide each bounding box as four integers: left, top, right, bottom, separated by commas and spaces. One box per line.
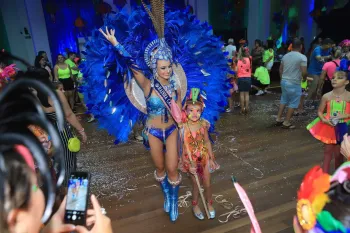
64, 172, 89, 225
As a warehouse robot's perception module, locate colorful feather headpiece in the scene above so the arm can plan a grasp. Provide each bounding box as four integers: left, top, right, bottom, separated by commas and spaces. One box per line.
142, 0, 173, 75
184, 88, 206, 109
297, 162, 350, 232
336, 59, 350, 80
339, 39, 350, 48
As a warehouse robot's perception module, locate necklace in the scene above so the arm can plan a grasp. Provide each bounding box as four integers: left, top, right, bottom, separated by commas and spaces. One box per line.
332, 90, 346, 103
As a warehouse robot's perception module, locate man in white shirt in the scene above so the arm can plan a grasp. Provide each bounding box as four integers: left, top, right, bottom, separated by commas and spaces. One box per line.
225, 38, 236, 59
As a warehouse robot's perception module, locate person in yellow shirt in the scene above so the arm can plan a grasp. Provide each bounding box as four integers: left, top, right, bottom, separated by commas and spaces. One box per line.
252, 60, 270, 96
65, 52, 79, 81
65, 52, 80, 110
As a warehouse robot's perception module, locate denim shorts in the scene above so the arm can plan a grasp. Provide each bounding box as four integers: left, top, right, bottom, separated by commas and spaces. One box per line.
280, 79, 301, 109
237, 77, 251, 92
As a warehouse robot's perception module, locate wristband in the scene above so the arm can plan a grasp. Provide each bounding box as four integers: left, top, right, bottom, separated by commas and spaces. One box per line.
115, 44, 131, 57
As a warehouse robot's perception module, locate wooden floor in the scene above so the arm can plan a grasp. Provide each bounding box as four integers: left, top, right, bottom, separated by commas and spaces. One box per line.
79, 93, 324, 233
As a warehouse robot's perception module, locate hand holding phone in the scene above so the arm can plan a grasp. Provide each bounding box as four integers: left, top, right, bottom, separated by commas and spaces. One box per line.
75, 195, 113, 233
64, 172, 90, 226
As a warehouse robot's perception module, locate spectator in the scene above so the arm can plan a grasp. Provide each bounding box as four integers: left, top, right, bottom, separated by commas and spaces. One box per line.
54, 54, 75, 109
236, 46, 252, 115
252, 59, 270, 96
263, 40, 274, 73
276, 38, 307, 129
225, 38, 236, 59
317, 46, 342, 97
34, 55, 53, 81
251, 39, 264, 72
307, 38, 333, 101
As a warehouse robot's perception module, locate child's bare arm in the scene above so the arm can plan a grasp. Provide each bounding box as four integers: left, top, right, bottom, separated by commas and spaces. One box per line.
318, 94, 333, 125
204, 129, 214, 159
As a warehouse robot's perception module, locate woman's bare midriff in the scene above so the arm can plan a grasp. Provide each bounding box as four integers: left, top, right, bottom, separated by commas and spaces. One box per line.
146, 116, 176, 129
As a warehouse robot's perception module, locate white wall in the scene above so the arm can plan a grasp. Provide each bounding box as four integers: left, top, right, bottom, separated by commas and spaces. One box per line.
0, 0, 51, 69
247, 0, 271, 48
24, 0, 52, 62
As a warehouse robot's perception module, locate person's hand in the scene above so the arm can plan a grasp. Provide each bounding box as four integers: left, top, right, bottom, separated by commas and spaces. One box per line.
336, 113, 349, 120
78, 129, 87, 143
99, 27, 119, 47
321, 118, 334, 126
41, 196, 76, 233
293, 216, 306, 233
209, 159, 220, 172
75, 195, 113, 233
341, 134, 350, 160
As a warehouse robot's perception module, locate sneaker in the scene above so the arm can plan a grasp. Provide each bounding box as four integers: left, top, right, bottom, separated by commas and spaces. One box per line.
225, 108, 232, 113
87, 116, 95, 123
255, 90, 264, 96
135, 135, 143, 141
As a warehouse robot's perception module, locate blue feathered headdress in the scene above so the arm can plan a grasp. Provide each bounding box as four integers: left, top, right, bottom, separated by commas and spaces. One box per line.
81, 5, 231, 144
337, 59, 350, 80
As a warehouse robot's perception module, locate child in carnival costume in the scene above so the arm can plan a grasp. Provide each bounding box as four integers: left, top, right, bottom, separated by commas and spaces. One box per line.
81, 0, 231, 222
179, 88, 220, 220
293, 162, 350, 233
307, 59, 350, 174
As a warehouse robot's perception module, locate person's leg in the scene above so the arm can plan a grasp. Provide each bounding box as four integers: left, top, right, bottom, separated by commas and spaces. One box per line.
323, 144, 334, 174
239, 92, 245, 113
148, 133, 169, 213
283, 83, 301, 127
297, 94, 306, 113
244, 92, 250, 113
277, 80, 288, 122
65, 90, 75, 110
190, 174, 204, 220
284, 107, 296, 125
307, 74, 319, 101
203, 163, 215, 218
334, 145, 344, 170
165, 130, 181, 222
277, 104, 286, 122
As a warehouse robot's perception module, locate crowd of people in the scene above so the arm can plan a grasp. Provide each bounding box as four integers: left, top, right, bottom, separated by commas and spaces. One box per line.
2, 0, 350, 232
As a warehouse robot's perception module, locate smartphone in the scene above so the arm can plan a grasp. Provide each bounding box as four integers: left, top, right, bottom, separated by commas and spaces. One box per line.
64, 171, 90, 226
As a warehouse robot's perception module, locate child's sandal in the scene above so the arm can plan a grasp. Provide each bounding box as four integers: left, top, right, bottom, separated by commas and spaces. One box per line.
192, 201, 204, 220
207, 200, 216, 219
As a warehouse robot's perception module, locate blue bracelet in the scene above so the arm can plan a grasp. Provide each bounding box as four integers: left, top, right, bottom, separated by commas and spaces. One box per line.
115, 44, 131, 57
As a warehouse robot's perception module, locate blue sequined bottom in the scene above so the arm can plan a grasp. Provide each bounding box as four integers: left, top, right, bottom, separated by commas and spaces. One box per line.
142, 124, 177, 150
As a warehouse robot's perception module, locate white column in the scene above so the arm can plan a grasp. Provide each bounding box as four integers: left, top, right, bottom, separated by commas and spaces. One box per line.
24, 0, 52, 61
248, 0, 271, 48
299, 0, 316, 52
261, 0, 271, 41
247, 0, 260, 48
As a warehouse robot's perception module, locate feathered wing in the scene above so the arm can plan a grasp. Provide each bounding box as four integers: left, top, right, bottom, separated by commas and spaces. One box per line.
81, 6, 230, 143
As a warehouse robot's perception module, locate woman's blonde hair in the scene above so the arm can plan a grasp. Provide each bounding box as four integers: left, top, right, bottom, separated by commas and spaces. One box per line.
237, 47, 250, 62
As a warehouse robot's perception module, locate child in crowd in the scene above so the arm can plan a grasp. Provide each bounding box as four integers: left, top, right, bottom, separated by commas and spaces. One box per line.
179, 88, 220, 220
307, 60, 350, 173
252, 59, 270, 96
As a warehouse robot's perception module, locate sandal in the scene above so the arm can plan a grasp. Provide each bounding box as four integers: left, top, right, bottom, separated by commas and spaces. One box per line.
192, 201, 204, 220
282, 124, 296, 129
275, 120, 284, 126
207, 200, 215, 219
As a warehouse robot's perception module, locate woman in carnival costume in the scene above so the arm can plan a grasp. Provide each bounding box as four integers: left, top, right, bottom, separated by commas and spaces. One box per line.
307, 59, 350, 173
293, 162, 350, 233
81, 0, 230, 222
179, 88, 220, 220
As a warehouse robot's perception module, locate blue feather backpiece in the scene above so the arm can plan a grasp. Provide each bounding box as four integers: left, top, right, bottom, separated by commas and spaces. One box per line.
81, 6, 231, 144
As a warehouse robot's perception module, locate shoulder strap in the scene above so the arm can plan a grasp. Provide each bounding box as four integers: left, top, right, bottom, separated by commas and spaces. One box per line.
331, 60, 339, 67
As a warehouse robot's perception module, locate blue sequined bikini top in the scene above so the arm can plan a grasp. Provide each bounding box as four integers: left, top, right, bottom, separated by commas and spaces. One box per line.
146, 79, 178, 121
